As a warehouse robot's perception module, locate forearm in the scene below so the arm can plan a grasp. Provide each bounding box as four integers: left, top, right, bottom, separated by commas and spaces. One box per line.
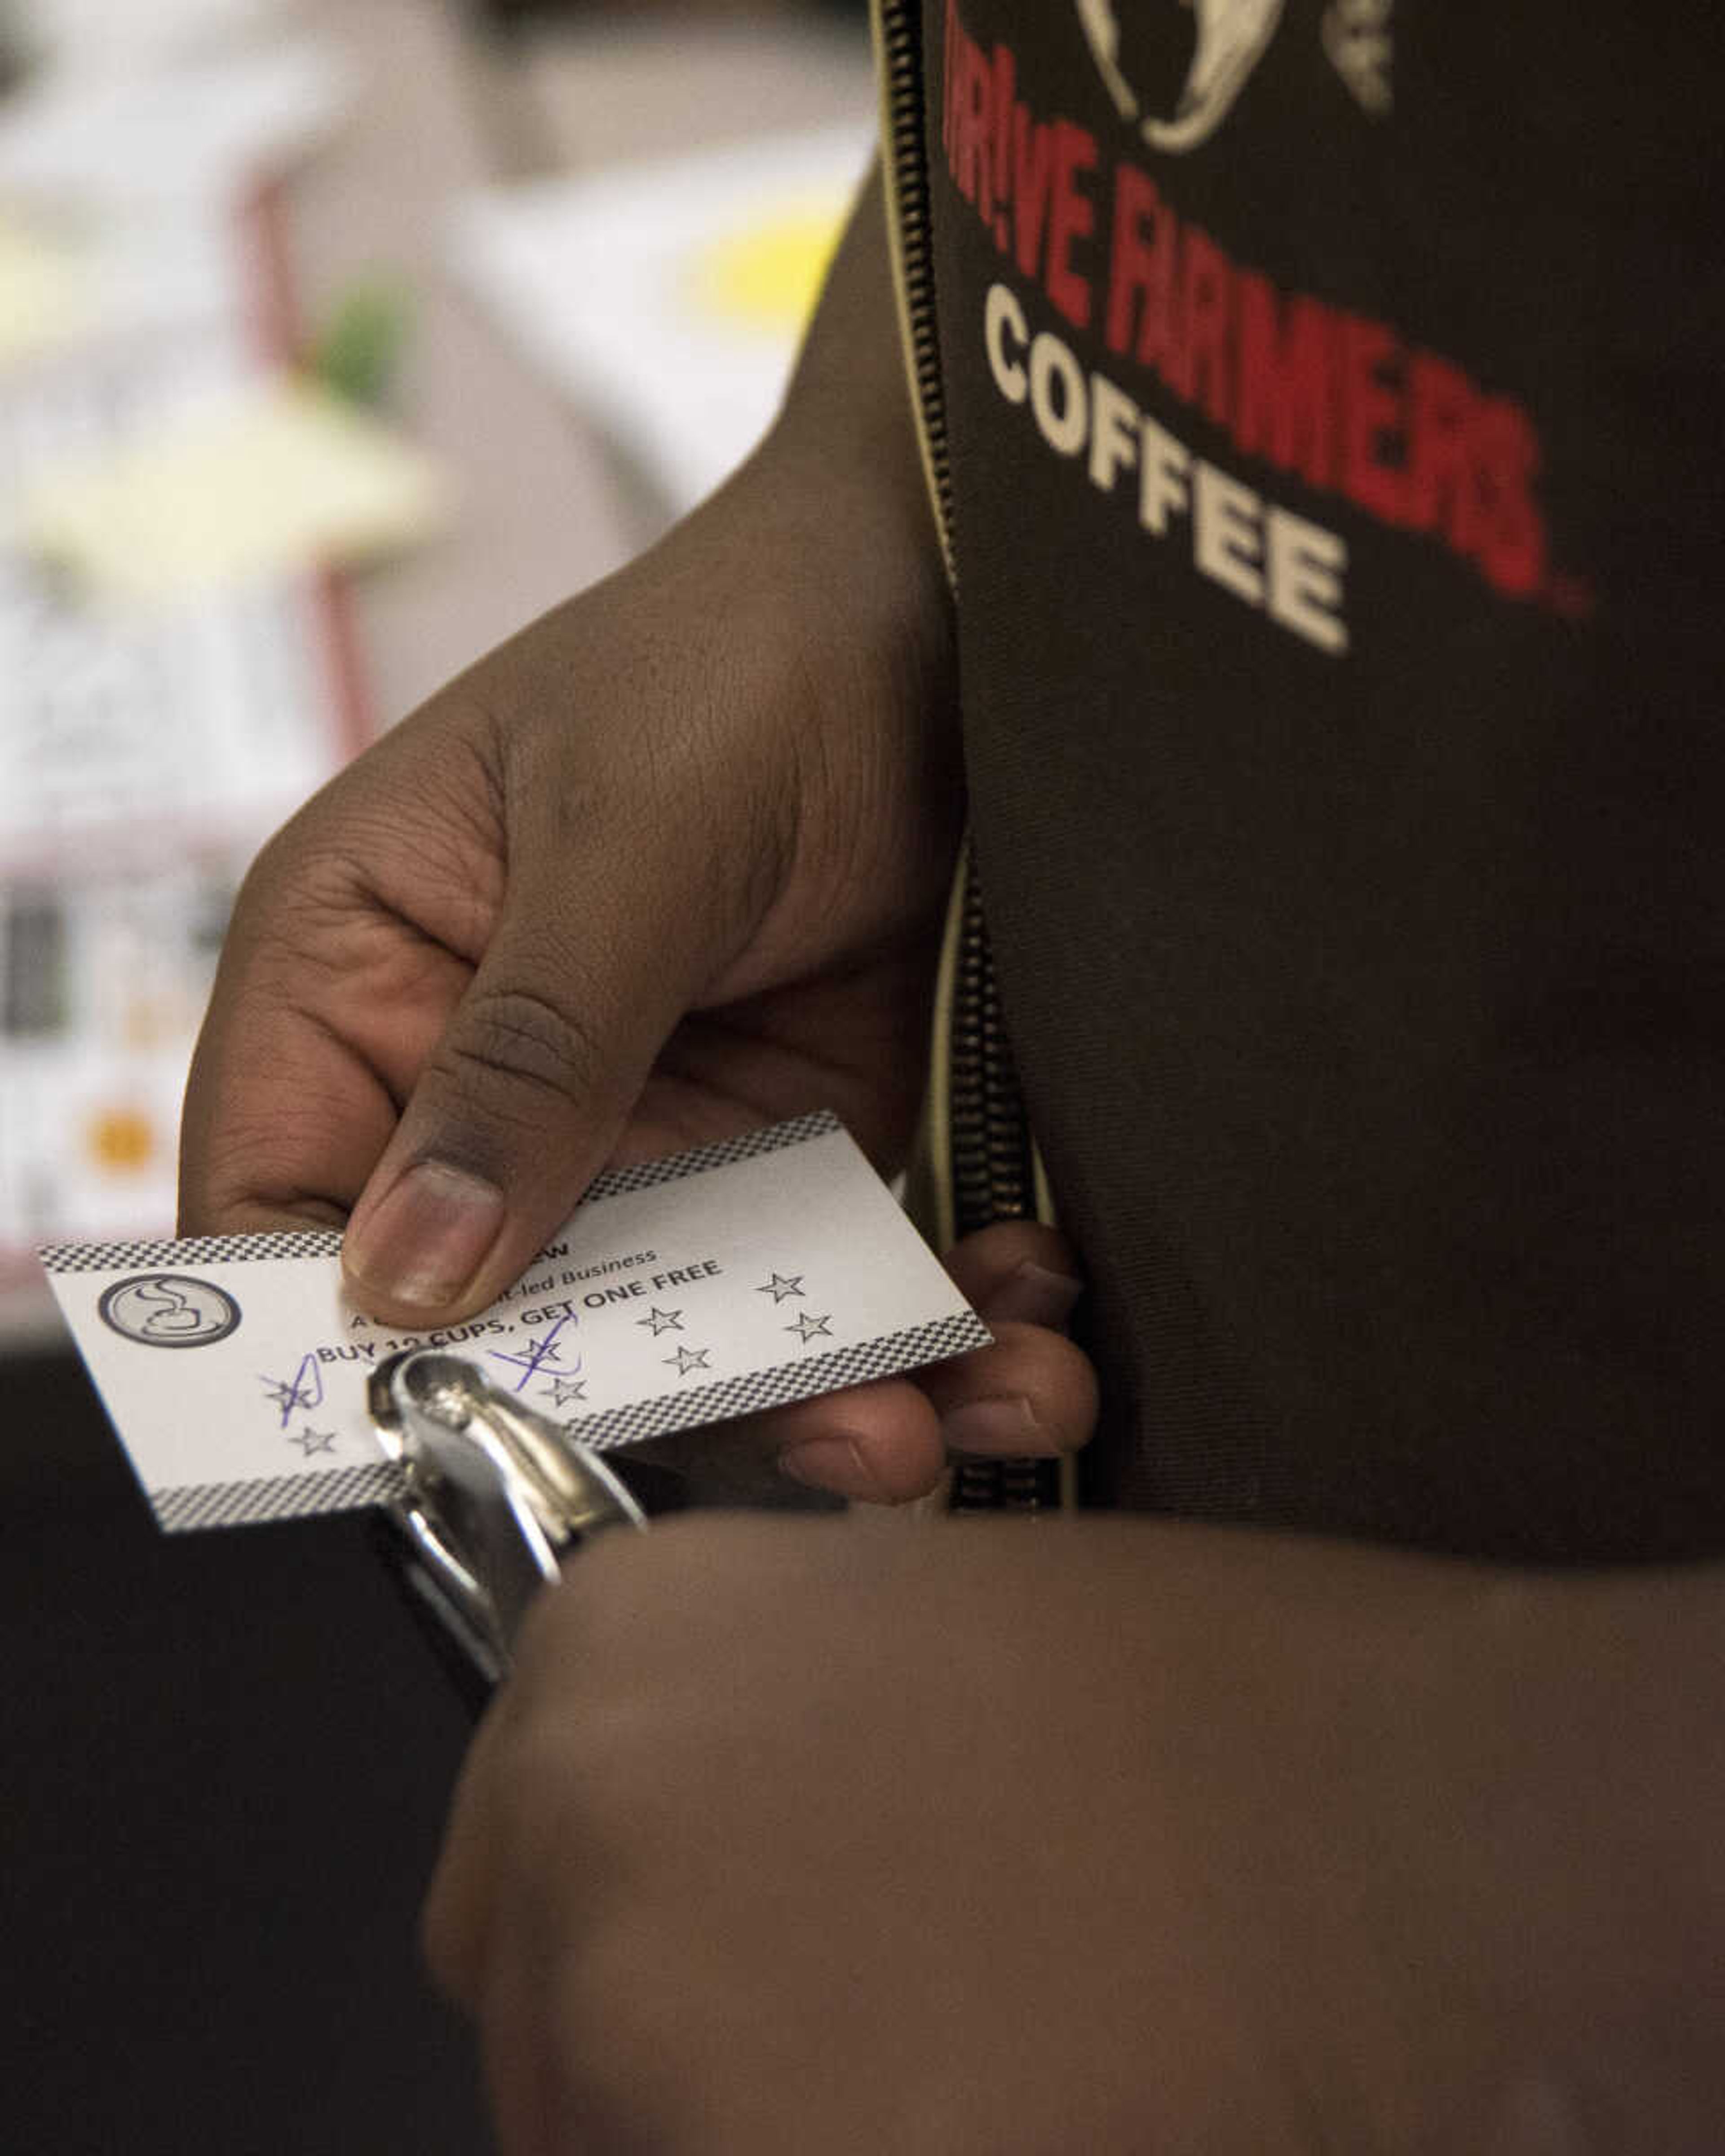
671, 160, 960, 952
735, 163, 952, 707
1081, 1519, 1725, 2146
773, 164, 941, 546
1435, 1557, 1725, 2145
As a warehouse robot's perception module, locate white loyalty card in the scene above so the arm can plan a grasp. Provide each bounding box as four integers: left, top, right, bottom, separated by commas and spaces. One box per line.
41, 1113, 989, 1532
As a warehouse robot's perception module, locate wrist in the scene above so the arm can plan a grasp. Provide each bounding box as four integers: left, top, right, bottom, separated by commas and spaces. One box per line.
738, 411, 954, 707
681, 424, 960, 954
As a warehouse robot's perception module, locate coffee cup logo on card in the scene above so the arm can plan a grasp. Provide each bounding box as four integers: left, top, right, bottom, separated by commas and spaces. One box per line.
97, 1273, 242, 1349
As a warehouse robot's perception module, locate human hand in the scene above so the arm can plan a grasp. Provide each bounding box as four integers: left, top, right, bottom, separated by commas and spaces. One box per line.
178, 419, 1091, 1499
640, 1214, 1097, 1503
424, 1512, 1695, 2154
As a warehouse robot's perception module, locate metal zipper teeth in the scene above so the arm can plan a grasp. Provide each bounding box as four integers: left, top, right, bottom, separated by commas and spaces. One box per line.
948, 875, 1057, 1512
950, 871, 1031, 1237
876, 0, 957, 578
876, 1, 1050, 1511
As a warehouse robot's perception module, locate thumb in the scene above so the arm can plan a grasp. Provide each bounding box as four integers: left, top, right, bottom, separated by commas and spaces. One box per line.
340, 828, 723, 1327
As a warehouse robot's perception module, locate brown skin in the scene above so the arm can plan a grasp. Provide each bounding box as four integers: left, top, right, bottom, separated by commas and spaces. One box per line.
181, 172, 1725, 2145
426, 1515, 1725, 2155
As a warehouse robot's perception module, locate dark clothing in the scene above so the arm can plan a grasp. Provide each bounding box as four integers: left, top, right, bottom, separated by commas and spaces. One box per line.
911, 0, 1725, 1557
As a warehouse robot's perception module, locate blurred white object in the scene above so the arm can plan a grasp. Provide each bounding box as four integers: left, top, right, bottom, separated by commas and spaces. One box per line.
0, 29, 363, 1325
0, 39, 348, 205
0, 292, 348, 871
0, 206, 242, 368
4, 0, 283, 79
0, 215, 96, 366
453, 124, 873, 516
0, 864, 234, 1327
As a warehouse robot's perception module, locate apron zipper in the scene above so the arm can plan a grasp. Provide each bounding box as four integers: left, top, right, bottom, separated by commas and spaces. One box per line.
946, 862, 1066, 1512
874, 0, 1067, 1513
872, 0, 957, 586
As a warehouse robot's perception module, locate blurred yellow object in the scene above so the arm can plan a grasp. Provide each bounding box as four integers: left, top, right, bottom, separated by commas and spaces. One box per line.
688, 199, 844, 334
0, 215, 94, 366
19, 377, 449, 604
85, 1106, 157, 1175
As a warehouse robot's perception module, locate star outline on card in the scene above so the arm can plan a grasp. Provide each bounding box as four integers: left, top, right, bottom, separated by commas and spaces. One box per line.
288, 1425, 337, 1458
488, 1314, 576, 1394
636, 1306, 683, 1337
786, 1311, 834, 1345
756, 1272, 805, 1303
664, 1345, 712, 1378
543, 1375, 588, 1409
260, 1353, 323, 1427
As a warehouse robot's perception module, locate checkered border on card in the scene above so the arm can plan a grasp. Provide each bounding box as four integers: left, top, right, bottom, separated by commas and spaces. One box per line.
40, 1226, 347, 1274
576, 1111, 841, 1201
39, 1112, 843, 1275
154, 1459, 406, 1534
571, 1311, 988, 1451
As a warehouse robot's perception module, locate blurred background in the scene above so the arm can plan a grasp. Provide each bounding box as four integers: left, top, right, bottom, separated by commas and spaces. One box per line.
1, 2, 874, 2145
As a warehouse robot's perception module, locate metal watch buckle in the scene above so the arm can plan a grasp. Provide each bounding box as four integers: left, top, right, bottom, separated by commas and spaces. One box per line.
369, 1347, 647, 1691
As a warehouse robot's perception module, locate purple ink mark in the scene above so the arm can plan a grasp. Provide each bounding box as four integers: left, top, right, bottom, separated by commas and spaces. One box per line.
260, 1352, 323, 1429
489, 1314, 578, 1394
